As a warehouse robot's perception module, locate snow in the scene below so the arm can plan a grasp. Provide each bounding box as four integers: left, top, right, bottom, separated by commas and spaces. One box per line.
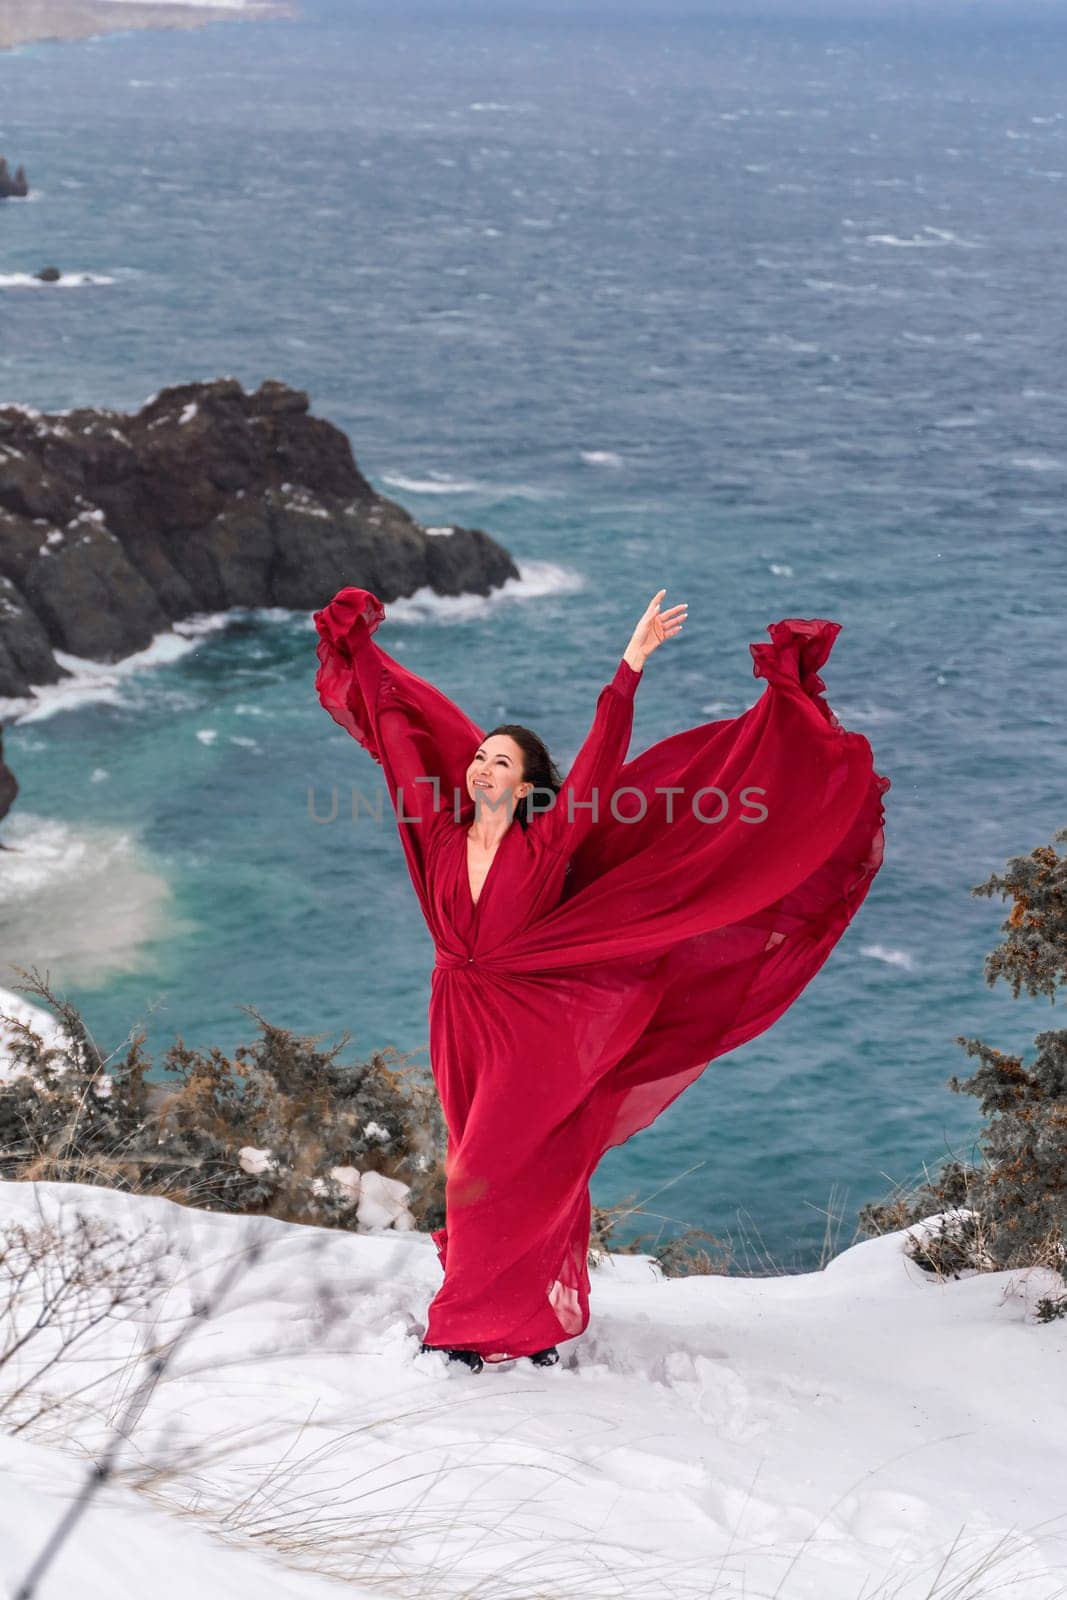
0, 1430, 360, 1600
237, 1143, 275, 1175
0, 1178, 1064, 1598
0, 990, 67, 1083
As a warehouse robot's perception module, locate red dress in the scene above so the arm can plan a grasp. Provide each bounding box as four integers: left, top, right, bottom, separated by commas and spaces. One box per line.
314, 586, 890, 1362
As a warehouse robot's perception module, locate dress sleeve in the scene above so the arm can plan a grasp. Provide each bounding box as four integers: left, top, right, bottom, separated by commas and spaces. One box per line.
314, 587, 484, 895
533, 657, 641, 855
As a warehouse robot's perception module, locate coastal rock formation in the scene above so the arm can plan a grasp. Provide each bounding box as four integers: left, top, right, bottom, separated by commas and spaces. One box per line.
0, 377, 520, 704
0, 158, 28, 199
0, 2, 295, 57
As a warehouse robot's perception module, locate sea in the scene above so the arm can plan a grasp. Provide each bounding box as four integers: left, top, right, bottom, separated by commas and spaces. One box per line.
2, 0, 1065, 1272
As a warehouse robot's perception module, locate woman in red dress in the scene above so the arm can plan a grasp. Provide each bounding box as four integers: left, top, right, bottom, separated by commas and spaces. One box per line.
314, 585, 889, 1373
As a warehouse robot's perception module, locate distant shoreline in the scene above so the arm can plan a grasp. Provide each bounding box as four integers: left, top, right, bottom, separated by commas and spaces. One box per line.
0, 0, 296, 54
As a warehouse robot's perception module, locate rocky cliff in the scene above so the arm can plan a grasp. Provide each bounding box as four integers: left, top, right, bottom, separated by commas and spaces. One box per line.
0, 375, 520, 833
0, 376, 519, 703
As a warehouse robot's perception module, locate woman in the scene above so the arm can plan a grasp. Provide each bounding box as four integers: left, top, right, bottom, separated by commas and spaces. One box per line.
313, 585, 889, 1373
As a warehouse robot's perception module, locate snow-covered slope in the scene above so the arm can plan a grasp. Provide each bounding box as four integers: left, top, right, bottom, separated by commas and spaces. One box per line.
0, 1179, 1064, 1600
0, 1429, 365, 1599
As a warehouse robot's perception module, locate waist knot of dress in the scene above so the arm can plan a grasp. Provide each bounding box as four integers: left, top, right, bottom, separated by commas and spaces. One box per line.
434, 947, 499, 970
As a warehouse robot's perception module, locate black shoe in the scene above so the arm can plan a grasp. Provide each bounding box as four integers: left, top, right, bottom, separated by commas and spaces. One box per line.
527, 1345, 560, 1367
419, 1342, 485, 1374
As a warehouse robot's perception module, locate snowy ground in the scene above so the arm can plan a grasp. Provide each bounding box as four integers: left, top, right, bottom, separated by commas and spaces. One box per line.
0, 1180, 1065, 1600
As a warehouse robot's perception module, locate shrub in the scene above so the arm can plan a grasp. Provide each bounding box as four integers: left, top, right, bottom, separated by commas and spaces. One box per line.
859, 826, 1067, 1320
0, 967, 446, 1236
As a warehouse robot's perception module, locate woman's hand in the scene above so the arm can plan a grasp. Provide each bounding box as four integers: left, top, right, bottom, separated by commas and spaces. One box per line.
623, 589, 687, 671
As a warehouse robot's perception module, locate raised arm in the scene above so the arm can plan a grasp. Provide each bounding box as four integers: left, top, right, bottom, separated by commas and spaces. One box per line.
314, 587, 483, 886
533, 589, 687, 854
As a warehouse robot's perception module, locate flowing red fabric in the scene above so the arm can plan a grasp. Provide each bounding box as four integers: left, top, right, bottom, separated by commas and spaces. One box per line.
314, 587, 890, 1361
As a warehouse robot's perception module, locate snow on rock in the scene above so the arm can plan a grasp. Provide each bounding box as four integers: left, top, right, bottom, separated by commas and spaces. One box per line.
237, 1145, 276, 1176
356, 1168, 415, 1230
311, 1165, 361, 1203
0, 1178, 1063, 1599
325, 1163, 361, 1201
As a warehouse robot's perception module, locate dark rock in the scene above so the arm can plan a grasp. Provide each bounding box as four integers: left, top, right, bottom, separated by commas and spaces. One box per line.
0, 724, 16, 836
0, 157, 29, 200
34, 266, 60, 283
0, 377, 520, 703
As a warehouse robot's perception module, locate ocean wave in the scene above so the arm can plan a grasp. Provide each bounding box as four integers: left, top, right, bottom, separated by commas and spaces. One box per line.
0, 813, 174, 989
803, 278, 907, 301
765, 333, 820, 353
380, 471, 560, 502
1010, 455, 1066, 473
860, 944, 915, 972
580, 451, 625, 469
836, 702, 901, 727
381, 473, 481, 495
0, 272, 115, 290
865, 227, 982, 250
381, 560, 584, 626
2, 612, 235, 724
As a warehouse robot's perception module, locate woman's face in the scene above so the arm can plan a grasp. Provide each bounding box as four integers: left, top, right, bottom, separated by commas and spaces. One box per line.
467, 733, 531, 818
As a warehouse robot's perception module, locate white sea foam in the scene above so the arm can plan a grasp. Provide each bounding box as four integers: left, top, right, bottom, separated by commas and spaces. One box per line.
765, 333, 820, 353
865, 227, 981, 250
804, 278, 907, 301
0, 612, 235, 724
1010, 454, 1066, 473
836, 702, 901, 727
860, 944, 915, 972
0, 814, 174, 989
380, 471, 559, 502
580, 450, 624, 469
0, 272, 115, 290
768, 563, 793, 577
381, 473, 479, 495
381, 560, 584, 627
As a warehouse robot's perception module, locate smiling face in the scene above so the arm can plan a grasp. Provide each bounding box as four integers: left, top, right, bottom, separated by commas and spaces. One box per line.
466, 733, 533, 819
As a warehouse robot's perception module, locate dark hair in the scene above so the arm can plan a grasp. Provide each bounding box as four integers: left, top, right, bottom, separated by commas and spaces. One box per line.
481, 723, 562, 832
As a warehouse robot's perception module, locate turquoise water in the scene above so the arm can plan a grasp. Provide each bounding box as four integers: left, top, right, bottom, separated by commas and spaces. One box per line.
2, 1, 1065, 1269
